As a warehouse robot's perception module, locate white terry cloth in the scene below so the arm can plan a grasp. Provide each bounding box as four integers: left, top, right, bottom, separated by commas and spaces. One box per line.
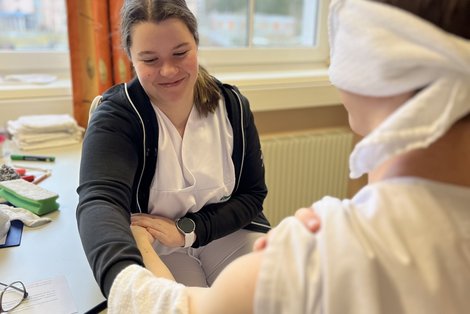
0, 210, 10, 240
11, 133, 83, 150
328, 0, 470, 178
7, 114, 80, 134
0, 204, 52, 227
7, 114, 84, 150
108, 265, 189, 314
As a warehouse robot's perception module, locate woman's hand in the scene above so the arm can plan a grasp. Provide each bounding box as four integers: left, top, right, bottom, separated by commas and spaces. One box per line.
130, 224, 154, 244
253, 207, 321, 252
131, 214, 184, 247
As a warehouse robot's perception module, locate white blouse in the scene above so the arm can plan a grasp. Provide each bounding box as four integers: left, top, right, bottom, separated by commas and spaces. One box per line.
148, 101, 236, 221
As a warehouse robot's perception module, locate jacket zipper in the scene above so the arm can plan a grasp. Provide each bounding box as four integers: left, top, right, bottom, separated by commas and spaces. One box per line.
124, 83, 146, 213
230, 87, 245, 193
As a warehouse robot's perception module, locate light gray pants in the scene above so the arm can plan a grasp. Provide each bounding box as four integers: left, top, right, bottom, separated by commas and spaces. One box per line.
160, 229, 264, 287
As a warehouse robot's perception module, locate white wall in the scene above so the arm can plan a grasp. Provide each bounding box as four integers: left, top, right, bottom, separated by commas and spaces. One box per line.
0, 80, 73, 127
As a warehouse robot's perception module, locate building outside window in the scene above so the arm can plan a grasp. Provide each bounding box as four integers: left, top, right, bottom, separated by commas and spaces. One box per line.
0, 0, 68, 51
0, 0, 317, 51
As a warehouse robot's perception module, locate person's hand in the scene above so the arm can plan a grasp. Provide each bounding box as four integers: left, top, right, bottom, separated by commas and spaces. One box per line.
294, 207, 321, 232
253, 207, 321, 252
130, 224, 154, 244
131, 214, 184, 247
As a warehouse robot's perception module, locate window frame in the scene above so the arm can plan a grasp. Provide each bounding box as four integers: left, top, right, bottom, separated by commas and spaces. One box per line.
198, 0, 330, 73
0, 0, 335, 115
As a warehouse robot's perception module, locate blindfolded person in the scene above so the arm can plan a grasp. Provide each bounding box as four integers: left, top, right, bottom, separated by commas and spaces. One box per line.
107, 0, 470, 313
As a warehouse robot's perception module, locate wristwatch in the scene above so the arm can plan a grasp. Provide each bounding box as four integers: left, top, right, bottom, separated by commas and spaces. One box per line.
175, 217, 196, 248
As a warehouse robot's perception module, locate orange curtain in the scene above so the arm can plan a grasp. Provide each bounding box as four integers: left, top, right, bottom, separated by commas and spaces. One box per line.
66, 0, 133, 127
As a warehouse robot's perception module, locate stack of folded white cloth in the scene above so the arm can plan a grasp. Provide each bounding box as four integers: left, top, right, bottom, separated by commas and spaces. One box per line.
7, 114, 84, 150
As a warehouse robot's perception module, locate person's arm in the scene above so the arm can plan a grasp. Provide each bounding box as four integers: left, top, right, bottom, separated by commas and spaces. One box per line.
118, 213, 316, 314
188, 251, 262, 314
127, 225, 261, 314
130, 225, 175, 279
76, 97, 145, 297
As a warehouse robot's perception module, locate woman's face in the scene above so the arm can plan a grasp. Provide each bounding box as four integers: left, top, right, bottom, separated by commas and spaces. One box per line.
339, 89, 415, 136
129, 19, 198, 107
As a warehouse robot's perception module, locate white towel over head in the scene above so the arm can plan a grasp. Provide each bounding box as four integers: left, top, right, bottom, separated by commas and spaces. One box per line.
328, 0, 470, 178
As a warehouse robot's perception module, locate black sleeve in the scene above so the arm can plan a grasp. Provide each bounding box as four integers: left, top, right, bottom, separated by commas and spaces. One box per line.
187, 90, 268, 247
76, 98, 144, 297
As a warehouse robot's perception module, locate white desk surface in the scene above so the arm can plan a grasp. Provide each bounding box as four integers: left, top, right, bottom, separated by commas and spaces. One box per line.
0, 143, 106, 313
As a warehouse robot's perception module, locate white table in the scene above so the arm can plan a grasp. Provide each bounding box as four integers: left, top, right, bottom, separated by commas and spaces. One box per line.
0, 143, 106, 313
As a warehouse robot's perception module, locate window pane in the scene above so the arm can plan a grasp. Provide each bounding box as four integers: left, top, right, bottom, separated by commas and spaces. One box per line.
188, 0, 249, 47
253, 0, 318, 47
188, 0, 319, 48
0, 0, 68, 51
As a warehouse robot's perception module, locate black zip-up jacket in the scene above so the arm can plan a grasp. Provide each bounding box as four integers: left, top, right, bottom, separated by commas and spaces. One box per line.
76, 77, 270, 297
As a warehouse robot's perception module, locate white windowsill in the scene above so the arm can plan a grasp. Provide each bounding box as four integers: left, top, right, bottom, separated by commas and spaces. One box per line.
0, 79, 72, 100
0, 67, 339, 113
216, 67, 340, 111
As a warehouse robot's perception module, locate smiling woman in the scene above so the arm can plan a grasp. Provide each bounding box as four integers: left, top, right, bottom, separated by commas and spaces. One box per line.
129, 20, 200, 120
76, 0, 272, 299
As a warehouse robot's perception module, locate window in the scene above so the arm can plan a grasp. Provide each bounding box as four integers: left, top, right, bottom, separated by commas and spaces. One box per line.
0, 0, 68, 51
0, 0, 69, 79
0, 0, 328, 75
190, 0, 317, 48
0, 0, 333, 120
189, 0, 328, 72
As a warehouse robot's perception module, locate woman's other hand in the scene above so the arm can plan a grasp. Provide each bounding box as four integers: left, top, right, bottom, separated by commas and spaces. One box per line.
131, 214, 185, 247
130, 224, 154, 244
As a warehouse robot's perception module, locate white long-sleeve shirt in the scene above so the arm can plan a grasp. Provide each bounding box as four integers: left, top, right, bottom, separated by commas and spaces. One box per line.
255, 177, 470, 314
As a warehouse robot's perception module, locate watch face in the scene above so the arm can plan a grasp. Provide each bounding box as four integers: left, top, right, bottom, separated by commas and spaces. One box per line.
178, 218, 195, 233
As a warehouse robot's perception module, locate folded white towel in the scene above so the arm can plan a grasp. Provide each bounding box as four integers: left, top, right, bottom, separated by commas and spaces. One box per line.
328, 0, 470, 178
7, 114, 80, 134
7, 114, 84, 150
0, 204, 52, 227
14, 130, 80, 142
12, 131, 83, 151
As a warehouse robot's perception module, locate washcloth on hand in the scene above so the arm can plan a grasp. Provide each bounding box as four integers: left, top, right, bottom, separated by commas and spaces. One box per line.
7, 114, 84, 150
328, 0, 470, 178
109, 265, 189, 314
0, 204, 52, 227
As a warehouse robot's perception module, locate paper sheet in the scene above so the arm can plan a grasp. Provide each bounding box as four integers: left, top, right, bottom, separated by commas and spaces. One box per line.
9, 276, 78, 314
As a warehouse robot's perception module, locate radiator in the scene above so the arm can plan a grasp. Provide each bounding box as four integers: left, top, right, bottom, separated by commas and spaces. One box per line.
260, 128, 354, 226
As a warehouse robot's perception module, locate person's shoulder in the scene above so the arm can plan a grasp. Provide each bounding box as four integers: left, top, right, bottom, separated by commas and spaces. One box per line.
101, 82, 127, 104
212, 77, 242, 98
88, 81, 144, 129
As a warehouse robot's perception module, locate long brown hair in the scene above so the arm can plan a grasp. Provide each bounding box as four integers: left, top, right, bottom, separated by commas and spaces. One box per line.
120, 0, 220, 115
371, 0, 470, 39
